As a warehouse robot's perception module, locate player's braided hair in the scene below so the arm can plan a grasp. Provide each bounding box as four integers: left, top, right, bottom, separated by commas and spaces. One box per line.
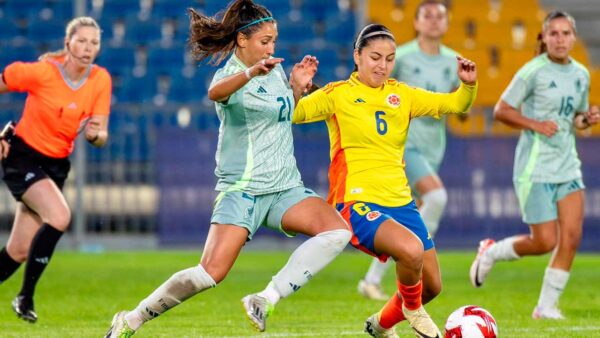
188, 0, 274, 65
536, 11, 576, 56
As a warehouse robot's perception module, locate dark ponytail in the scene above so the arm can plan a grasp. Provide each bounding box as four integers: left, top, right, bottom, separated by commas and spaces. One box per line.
188, 0, 273, 65
535, 32, 546, 56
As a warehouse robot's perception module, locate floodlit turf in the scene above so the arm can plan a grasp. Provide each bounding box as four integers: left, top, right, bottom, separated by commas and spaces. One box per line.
0, 250, 599, 337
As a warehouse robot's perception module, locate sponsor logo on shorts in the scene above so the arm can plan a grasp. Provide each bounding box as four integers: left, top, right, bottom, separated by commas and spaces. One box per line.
24, 172, 35, 182
366, 211, 381, 221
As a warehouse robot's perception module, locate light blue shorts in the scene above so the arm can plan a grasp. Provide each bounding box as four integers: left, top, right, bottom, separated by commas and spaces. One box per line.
514, 178, 585, 224
211, 186, 319, 240
404, 148, 440, 193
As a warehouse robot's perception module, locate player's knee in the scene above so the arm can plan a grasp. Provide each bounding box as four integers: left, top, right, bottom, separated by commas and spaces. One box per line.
536, 238, 556, 254
394, 243, 423, 271
560, 229, 582, 252
6, 242, 28, 262
45, 208, 71, 231
201, 261, 229, 284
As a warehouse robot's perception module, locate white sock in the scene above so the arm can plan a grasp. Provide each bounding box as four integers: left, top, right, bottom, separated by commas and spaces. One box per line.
125, 265, 216, 330
485, 236, 520, 262
262, 229, 351, 305
537, 267, 569, 309
364, 258, 392, 285
419, 188, 447, 237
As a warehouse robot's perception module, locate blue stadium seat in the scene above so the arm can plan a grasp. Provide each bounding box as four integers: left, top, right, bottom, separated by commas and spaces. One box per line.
0, 18, 20, 40
152, 0, 194, 19
5, 0, 45, 19
27, 19, 65, 43
119, 73, 157, 103
124, 16, 162, 45
147, 45, 186, 74
0, 44, 39, 65
101, 0, 141, 20
98, 45, 136, 74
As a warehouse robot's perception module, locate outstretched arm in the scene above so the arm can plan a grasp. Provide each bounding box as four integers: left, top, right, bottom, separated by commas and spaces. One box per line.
208, 58, 284, 102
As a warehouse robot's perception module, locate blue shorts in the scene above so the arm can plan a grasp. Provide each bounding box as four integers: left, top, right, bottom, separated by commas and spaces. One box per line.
404, 148, 440, 194
514, 178, 585, 224
336, 200, 435, 262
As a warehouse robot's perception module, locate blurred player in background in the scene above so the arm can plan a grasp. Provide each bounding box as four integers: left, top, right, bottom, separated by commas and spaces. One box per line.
470, 11, 599, 320
358, 0, 462, 301
105, 1, 351, 336
293, 23, 477, 338
0, 17, 110, 323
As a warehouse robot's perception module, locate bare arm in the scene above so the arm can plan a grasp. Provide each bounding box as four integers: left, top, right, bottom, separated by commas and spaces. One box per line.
208, 58, 283, 102
0, 73, 9, 94
493, 100, 558, 137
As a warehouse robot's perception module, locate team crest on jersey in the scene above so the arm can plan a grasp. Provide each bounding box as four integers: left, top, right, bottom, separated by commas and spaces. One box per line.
366, 211, 382, 221
386, 94, 400, 108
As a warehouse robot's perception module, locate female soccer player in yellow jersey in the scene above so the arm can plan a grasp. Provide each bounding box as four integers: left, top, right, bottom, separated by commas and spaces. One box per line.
292, 24, 477, 338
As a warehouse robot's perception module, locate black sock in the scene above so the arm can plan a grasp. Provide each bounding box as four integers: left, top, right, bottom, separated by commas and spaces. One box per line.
19, 223, 63, 299
0, 247, 22, 283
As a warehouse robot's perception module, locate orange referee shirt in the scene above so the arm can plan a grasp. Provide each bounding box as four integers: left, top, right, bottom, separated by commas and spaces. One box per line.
3, 56, 111, 158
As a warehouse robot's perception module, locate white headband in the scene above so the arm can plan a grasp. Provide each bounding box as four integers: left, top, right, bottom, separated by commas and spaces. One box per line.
355, 31, 396, 49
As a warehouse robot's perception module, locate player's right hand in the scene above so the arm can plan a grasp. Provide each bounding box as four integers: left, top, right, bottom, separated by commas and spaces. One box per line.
534, 120, 558, 137
249, 58, 284, 77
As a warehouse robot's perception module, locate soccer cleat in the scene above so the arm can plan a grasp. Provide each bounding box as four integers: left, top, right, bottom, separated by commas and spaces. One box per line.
469, 238, 496, 288
358, 280, 389, 301
364, 313, 399, 338
532, 306, 565, 320
241, 294, 273, 332
105, 311, 136, 338
12, 295, 37, 323
402, 305, 442, 338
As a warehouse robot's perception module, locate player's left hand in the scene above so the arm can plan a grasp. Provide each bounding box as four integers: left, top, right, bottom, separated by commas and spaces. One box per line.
290, 55, 319, 94
585, 105, 600, 126
85, 118, 101, 143
456, 56, 477, 85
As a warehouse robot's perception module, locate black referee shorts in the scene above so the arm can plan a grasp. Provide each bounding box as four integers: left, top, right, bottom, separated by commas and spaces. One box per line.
1, 135, 70, 201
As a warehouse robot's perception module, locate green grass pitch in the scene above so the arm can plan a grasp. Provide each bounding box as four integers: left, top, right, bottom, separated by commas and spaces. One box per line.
1, 250, 599, 337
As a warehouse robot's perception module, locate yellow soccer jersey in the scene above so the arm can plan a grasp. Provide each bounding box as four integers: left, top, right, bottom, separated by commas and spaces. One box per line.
293, 72, 477, 207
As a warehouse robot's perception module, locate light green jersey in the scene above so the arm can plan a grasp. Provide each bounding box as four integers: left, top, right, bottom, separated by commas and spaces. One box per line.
502, 53, 590, 183
392, 39, 461, 167
211, 54, 302, 194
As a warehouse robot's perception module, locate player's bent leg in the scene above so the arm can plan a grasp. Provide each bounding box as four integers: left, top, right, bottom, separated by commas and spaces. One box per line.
243, 197, 350, 331
421, 248, 442, 303
108, 224, 243, 335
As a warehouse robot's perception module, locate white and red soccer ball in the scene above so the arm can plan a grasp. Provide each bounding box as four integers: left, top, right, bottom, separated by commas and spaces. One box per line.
444, 305, 498, 338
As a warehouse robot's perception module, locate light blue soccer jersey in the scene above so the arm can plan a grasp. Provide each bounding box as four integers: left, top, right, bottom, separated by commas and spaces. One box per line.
392, 39, 461, 168
502, 53, 590, 183
210, 54, 302, 194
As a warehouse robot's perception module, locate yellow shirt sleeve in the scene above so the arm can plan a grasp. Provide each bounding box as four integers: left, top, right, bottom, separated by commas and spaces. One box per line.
292, 86, 335, 124
409, 82, 478, 119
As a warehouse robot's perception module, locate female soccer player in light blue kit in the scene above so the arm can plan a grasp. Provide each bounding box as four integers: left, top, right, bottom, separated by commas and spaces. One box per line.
358, 0, 463, 301
470, 11, 599, 320
105, 1, 351, 336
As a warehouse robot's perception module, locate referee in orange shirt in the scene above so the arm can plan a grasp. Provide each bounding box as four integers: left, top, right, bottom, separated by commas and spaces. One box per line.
0, 16, 111, 323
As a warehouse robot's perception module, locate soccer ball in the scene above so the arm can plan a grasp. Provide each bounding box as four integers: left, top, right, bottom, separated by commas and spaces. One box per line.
444, 305, 498, 338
